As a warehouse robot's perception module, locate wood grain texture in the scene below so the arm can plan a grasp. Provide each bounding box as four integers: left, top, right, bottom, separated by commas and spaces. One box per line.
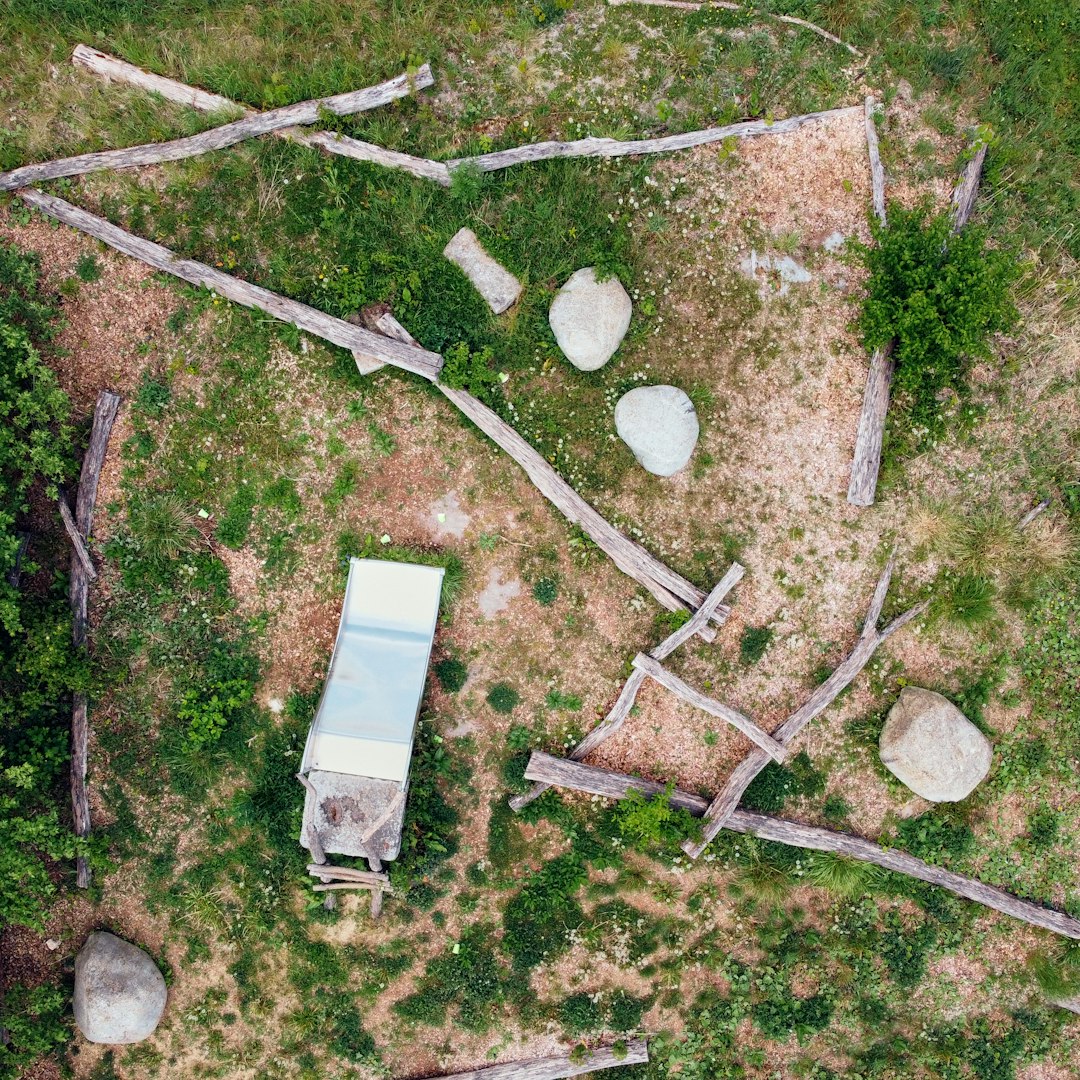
527, 753, 1080, 940
683, 556, 929, 858
368, 311, 727, 623
449, 107, 860, 173
950, 140, 988, 232
58, 493, 97, 581
846, 343, 895, 506
650, 562, 743, 659
73, 46, 450, 186
19, 190, 443, 380
2, 63, 433, 190
632, 653, 786, 761
69, 389, 121, 889
432, 1039, 649, 1080
864, 97, 886, 227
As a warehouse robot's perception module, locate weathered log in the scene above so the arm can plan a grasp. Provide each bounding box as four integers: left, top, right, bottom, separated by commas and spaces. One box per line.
6, 532, 31, 588
0, 64, 434, 190
306, 864, 390, 886
58, 493, 97, 582
18, 190, 443, 380
846, 343, 896, 507
864, 97, 886, 227
431, 1039, 649, 1080
650, 563, 743, 660
73, 46, 451, 186
950, 140, 988, 233
370, 887, 384, 919
368, 311, 725, 624
449, 107, 860, 174
631, 653, 786, 762
1018, 499, 1051, 531
312, 881, 395, 895
684, 555, 929, 858
296, 773, 327, 864
526, 753, 1080, 941
69, 389, 121, 889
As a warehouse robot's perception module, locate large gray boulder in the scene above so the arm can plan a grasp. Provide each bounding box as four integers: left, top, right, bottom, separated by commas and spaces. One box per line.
879, 687, 992, 802
614, 385, 699, 477
548, 267, 632, 371
74, 932, 167, 1044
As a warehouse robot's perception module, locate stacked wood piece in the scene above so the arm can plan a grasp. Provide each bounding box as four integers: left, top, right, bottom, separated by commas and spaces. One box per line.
307, 864, 393, 918
433, 1039, 649, 1079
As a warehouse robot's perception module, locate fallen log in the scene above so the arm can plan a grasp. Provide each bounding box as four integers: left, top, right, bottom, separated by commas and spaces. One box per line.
430, 1039, 649, 1080
306, 864, 390, 886
526, 752, 1080, 941
684, 554, 928, 858
950, 140, 988, 232
58, 493, 97, 582
650, 562, 743, 660
631, 653, 786, 761
70, 389, 121, 888
17, 190, 443, 381
449, 106, 860, 174
367, 310, 726, 624
312, 881, 395, 895
0, 63, 434, 190
864, 97, 886, 227
73, 46, 451, 186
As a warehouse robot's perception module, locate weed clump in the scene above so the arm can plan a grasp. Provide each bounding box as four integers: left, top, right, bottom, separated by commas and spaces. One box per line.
740, 625, 773, 665
533, 577, 559, 605
434, 657, 468, 693
486, 683, 520, 714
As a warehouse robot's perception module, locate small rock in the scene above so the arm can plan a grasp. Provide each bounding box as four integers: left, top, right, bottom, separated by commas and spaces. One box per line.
614, 385, 699, 477
443, 227, 522, 314
477, 567, 521, 618
549, 267, 632, 371
74, 932, 167, 1044
879, 687, 992, 802
46, 939, 60, 951
823, 231, 847, 253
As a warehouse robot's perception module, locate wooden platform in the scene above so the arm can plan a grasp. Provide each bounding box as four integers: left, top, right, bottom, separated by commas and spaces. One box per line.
299, 769, 407, 863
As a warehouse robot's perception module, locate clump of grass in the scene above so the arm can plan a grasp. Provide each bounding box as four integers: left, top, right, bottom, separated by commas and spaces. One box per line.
128, 493, 202, 560
937, 573, 997, 627
739, 625, 773, 665
75, 252, 102, 283
805, 852, 882, 897
434, 658, 468, 693
486, 684, 520, 714
532, 577, 559, 605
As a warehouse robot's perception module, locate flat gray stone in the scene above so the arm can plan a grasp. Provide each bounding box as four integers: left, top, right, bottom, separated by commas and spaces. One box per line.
74, 932, 167, 1044
443, 228, 521, 314
549, 267, 632, 371
614, 385, 699, 477
738, 250, 812, 296
879, 687, 992, 802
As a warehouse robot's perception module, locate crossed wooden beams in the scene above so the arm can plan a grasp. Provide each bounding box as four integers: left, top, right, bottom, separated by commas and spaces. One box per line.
510, 554, 928, 862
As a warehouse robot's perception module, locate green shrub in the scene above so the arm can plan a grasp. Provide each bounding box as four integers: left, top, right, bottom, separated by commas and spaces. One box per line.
881, 916, 938, 988
75, 252, 102, 282
440, 341, 501, 400
434, 657, 468, 693
610, 785, 701, 853
0, 984, 69, 1071
893, 811, 974, 866
559, 993, 603, 1035
487, 683, 520, 714
503, 853, 586, 971
740, 625, 773, 665
544, 689, 581, 711
533, 577, 559, 605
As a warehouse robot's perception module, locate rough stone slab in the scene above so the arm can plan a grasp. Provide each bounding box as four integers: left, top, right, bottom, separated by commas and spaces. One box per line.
300, 769, 407, 862
74, 932, 167, 1044
879, 686, 992, 802
443, 227, 522, 314
615, 385, 699, 476
549, 267, 632, 371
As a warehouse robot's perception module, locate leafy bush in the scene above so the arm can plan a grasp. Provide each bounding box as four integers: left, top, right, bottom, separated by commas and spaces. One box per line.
486, 683, 520, 714
440, 341, 501, 400
740, 625, 773, 665
0, 984, 69, 1071
434, 657, 468, 693
893, 811, 974, 866
502, 853, 586, 971
855, 205, 1016, 452
533, 577, 559, 605
881, 916, 938, 988
610, 785, 701, 853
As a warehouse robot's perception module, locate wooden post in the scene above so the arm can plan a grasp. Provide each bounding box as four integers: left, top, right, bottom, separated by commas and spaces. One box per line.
432, 1038, 649, 1079
525, 753, 1080, 941
69, 389, 121, 888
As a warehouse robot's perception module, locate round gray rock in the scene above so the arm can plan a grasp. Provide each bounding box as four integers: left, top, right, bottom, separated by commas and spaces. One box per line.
74, 932, 167, 1044
548, 267, 632, 371
614, 385, 699, 477
879, 687, 992, 802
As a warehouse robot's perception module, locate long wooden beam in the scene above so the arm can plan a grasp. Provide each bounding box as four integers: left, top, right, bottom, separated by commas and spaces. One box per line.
631, 653, 786, 761
526, 753, 1080, 941
72, 45, 451, 187
70, 389, 121, 888
448, 106, 860, 174
17, 190, 443, 380
0, 62, 434, 190
431, 1039, 649, 1080
683, 555, 928, 858
650, 563, 743, 659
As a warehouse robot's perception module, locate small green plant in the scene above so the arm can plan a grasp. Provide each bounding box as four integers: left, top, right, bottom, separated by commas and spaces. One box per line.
740, 625, 773, 665
486, 683, 520, 714
544, 689, 581, 711
75, 252, 102, 283
533, 577, 558, 605
741, 752, 825, 814
441, 341, 501, 400
434, 658, 468, 693
805, 852, 881, 897
610, 785, 701, 853
559, 992, 604, 1035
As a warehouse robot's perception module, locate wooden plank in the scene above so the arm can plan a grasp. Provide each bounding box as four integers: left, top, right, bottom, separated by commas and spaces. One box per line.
650, 563, 743, 659
306, 864, 390, 886
18, 190, 443, 381
368, 311, 724, 624
1, 64, 434, 190
58, 493, 97, 582
528, 753, 1080, 941
509, 667, 650, 812
312, 881, 395, 895
683, 557, 929, 858
950, 140, 988, 233
431, 1039, 649, 1080
73, 46, 451, 186
846, 343, 896, 507
68, 389, 121, 889
631, 653, 787, 762
864, 97, 886, 227
448, 106, 860, 174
